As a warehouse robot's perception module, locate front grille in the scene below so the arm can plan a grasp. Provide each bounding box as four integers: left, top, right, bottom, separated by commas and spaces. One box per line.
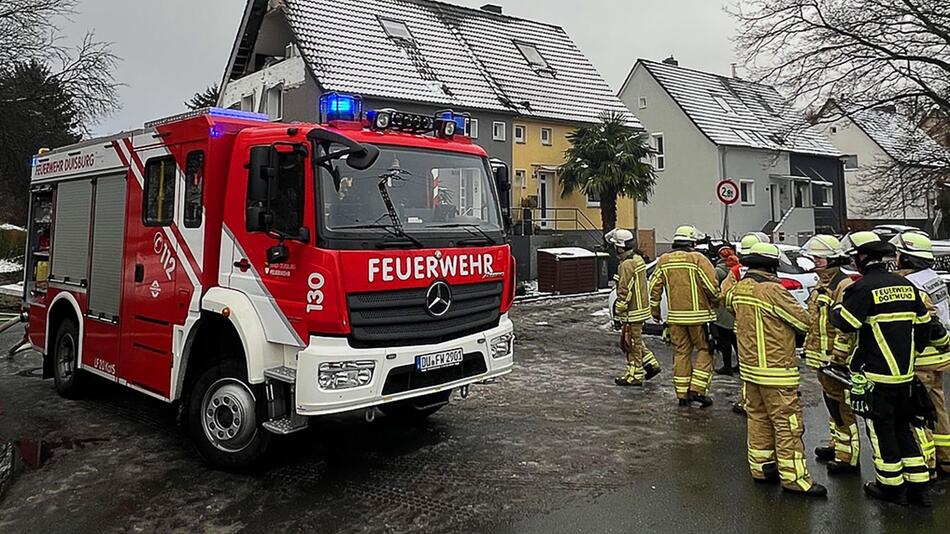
381, 352, 488, 395
348, 281, 503, 348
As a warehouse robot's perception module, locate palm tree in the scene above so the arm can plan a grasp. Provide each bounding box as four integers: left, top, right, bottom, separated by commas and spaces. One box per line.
559, 111, 656, 240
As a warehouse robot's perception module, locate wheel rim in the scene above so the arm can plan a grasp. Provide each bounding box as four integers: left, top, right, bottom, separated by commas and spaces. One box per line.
201, 378, 258, 453
56, 332, 75, 381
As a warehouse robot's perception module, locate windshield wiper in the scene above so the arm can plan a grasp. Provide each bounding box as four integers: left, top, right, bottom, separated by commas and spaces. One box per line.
428, 223, 498, 246
334, 223, 424, 248
363, 168, 424, 248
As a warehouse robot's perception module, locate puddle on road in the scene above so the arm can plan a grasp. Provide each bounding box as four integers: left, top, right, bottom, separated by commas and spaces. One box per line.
12, 437, 110, 470
14, 367, 43, 379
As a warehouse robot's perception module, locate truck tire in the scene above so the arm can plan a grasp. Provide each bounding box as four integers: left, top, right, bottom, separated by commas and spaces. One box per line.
52, 318, 85, 399
187, 360, 271, 470
380, 391, 451, 422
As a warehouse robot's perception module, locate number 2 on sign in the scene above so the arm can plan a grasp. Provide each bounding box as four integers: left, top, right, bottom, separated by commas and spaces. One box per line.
307, 273, 325, 313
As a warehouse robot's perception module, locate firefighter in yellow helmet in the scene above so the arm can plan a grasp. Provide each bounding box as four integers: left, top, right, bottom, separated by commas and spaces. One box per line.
801, 235, 860, 474
726, 243, 825, 496
721, 232, 771, 415
649, 225, 720, 407
891, 231, 950, 479
830, 231, 948, 507
608, 229, 662, 386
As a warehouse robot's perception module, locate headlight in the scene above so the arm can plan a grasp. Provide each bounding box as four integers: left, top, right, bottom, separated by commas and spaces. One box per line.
489, 333, 513, 359
318, 361, 375, 390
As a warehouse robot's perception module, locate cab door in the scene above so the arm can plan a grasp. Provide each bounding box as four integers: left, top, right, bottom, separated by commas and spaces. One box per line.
120, 145, 182, 396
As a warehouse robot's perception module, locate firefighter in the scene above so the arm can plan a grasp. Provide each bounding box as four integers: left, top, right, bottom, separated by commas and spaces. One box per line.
609, 229, 662, 386
891, 231, 950, 479
650, 225, 720, 407
725, 243, 825, 497
830, 231, 946, 507
801, 235, 860, 474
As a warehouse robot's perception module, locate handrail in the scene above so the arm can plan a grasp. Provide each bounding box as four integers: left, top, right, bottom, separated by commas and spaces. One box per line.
513, 207, 603, 247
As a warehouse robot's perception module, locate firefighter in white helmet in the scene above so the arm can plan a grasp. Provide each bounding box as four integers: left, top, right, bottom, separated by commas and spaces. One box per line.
650, 225, 720, 406
891, 231, 950, 479
608, 229, 662, 386
801, 235, 860, 474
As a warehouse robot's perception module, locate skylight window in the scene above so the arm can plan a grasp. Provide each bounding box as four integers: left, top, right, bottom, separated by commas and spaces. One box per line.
515, 42, 555, 76
712, 95, 737, 115
380, 18, 413, 41
732, 129, 756, 145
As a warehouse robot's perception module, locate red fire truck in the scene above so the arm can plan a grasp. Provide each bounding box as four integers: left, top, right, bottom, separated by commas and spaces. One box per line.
22, 94, 515, 468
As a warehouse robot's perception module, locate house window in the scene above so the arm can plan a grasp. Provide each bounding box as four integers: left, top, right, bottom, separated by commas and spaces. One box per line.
240, 94, 255, 113
712, 95, 737, 115
514, 169, 527, 189
144, 157, 176, 226
379, 18, 413, 41
739, 179, 755, 205
183, 151, 205, 228
493, 121, 506, 142
514, 41, 554, 74
264, 85, 283, 121
466, 118, 479, 139
540, 127, 553, 146
638, 97, 648, 109
815, 185, 834, 207
587, 189, 600, 207
652, 133, 665, 171
843, 154, 859, 170
794, 181, 811, 208
514, 124, 526, 144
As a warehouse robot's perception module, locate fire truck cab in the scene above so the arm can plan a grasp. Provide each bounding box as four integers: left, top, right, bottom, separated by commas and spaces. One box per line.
23, 94, 515, 468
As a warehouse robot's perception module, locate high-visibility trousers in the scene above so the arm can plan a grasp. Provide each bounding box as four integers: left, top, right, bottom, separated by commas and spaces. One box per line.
816, 371, 860, 466
865, 384, 930, 489
745, 383, 815, 491
620, 322, 660, 382
668, 324, 713, 399
913, 370, 950, 476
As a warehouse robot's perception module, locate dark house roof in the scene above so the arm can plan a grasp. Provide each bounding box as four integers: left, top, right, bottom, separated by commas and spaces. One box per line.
224, 0, 639, 126
631, 59, 839, 157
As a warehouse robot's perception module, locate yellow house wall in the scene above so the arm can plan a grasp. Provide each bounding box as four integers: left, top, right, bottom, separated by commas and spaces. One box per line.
510, 119, 637, 231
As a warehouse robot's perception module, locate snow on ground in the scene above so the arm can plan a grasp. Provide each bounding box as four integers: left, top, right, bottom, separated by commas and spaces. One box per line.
0, 282, 22, 297
0, 260, 22, 274
0, 224, 25, 232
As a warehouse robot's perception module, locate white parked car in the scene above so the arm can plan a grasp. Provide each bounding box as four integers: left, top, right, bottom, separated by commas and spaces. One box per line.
608, 244, 819, 333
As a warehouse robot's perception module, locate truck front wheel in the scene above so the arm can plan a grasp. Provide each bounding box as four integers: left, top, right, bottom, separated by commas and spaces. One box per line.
187, 360, 271, 470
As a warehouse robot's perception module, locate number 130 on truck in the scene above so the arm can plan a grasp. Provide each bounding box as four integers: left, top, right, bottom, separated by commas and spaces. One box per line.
21, 93, 516, 468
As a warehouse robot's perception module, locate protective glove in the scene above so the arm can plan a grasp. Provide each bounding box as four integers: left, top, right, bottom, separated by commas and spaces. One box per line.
847, 373, 873, 417
612, 319, 622, 331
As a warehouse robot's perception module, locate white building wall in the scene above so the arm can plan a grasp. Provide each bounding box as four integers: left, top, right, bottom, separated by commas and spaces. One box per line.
619, 64, 721, 245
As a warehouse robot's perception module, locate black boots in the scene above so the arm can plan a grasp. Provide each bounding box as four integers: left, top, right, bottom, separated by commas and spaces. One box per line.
644, 364, 662, 381
614, 375, 643, 386
826, 460, 860, 475
863, 482, 908, 505
907, 483, 933, 508
783, 483, 828, 498
688, 391, 714, 408
814, 446, 835, 463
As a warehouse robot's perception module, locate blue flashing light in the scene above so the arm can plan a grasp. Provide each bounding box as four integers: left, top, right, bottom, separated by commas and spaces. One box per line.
207, 107, 270, 122
320, 92, 362, 123
439, 111, 467, 132
209, 125, 224, 138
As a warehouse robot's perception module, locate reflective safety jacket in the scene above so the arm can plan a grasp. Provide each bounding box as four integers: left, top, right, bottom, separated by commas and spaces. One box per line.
649, 248, 720, 325
614, 250, 650, 323
900, 268, 950, 371
726, 269, 810, 387
831, 264, 941, 385
803, 268, 854, 369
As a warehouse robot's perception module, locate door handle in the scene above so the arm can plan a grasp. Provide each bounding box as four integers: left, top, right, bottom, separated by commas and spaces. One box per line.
134, 263, 144, 283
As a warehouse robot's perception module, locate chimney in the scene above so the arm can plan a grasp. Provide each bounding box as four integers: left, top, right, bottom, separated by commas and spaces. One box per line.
480, 4, 503, 14
731, 63, 738, 78
662, 55, 678, 66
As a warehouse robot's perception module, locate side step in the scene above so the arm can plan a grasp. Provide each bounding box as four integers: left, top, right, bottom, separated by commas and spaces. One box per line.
264, 366, 296, 383
262, 415, 308, 435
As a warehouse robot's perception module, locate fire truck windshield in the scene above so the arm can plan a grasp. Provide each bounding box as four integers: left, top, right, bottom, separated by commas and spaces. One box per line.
318, 146, 503, 247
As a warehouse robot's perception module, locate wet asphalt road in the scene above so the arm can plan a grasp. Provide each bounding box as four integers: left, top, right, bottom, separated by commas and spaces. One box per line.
0, 295, 949, 533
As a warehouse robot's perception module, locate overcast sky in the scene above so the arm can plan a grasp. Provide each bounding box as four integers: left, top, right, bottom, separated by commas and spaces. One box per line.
69, 0, 738, 137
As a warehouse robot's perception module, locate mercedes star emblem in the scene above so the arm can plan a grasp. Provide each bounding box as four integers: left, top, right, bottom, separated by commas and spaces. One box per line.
426, 281, 453, 317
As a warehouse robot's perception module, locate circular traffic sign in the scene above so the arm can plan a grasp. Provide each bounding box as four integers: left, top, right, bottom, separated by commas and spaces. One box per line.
717, 179, 740, 206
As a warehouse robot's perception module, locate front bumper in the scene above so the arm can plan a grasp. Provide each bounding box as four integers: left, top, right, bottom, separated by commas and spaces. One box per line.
294, 314, 514, 416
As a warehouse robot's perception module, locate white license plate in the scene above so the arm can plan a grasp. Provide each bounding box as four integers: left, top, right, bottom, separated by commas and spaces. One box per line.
416, 348, 464, 372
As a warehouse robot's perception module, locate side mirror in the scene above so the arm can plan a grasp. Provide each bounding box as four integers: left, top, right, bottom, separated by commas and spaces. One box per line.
247, 146, 277, 232
308, 128, 380, 170
347, 144, 380, 171
490, 158, 512, 230
267, 243, 290, 265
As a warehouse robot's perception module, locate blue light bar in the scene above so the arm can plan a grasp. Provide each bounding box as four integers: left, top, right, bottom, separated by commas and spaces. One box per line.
207, 107, 270, 122
439, 111, 468, 132
320, 92, 363, 123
